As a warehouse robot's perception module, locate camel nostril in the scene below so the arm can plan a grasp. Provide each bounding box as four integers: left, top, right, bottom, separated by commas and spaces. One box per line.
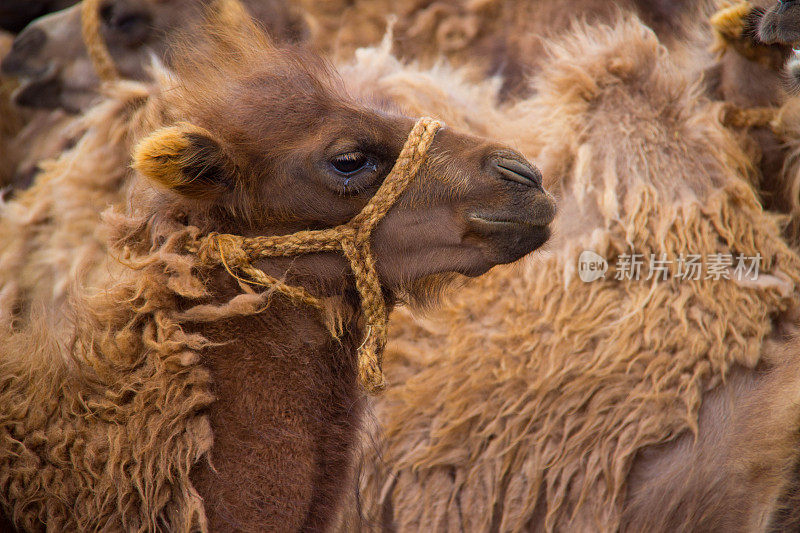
491, 157, 543, 189
2, 28, 47, 76
11, 27, 46, 55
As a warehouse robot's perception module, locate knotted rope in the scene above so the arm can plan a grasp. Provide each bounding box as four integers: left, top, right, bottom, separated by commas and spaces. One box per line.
187, 117, 444, 394
81, 0, 120, 81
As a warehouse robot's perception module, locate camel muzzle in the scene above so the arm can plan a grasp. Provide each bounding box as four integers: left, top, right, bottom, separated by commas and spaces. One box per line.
491, 155, 544, 190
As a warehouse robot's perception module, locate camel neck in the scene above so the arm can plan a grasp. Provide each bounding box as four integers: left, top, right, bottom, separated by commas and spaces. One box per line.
188, 294, 368, 531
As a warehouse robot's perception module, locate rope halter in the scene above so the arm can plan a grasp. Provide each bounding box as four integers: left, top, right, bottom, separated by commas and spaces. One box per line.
188, 117, 444, 394
80, 0, 442, 394
81, 0, 120, 82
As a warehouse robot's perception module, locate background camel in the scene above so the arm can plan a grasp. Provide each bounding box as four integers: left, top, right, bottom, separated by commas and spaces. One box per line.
1, 0, 307, 112
297, 0, 718, 100
0, 0, 307, 191
0, 0, 717, 195
0, 6, 555, 530
0, 0, 722, 194
0, 32, 23, 187
331, 16, 800, 531
759, 0, 800, 48
3, 0, 716, 113
700, 0, 800, 242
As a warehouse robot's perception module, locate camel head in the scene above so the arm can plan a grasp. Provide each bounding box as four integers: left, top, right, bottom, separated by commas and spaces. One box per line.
131, 18, 555, 298
0, 0, 307, 112
709, 0, 791, 106
759, 0, 800, 88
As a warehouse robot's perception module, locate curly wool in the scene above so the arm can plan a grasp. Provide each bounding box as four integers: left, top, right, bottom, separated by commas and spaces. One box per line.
0, 27, 469, 528
345, 18, 800, 532
0, 29, 509, 529
300, 0, 717, 100
0, 80, 158, 330
0, 72, 222, 530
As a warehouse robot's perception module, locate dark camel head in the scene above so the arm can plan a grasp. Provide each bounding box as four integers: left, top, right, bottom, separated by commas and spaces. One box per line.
132, 15, 555, 297
760, 0, 800, 45
759, 0, 800, 89
0, 0, 307, 112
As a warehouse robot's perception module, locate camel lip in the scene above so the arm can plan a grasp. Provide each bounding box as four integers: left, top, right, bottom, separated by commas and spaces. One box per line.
10, 64, 58, 106
464, 215, 552, 263
11, 70, 92, 113
467, 215, 549, 228
467, 205, 555, 229
466, 214, 553, 258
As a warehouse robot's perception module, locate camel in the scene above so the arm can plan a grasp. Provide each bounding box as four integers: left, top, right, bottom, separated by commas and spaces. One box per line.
0, 0, 307, 113
699, 0, 800, 241
0, 0, 716, 193
1, 0, 718, 115
298, 0, 717, 100
758, 0, 800, 93
759, 0, 800, 48
0, 0, 307, 191
0, 31, 23, 187
330, 15, 800, 531
0, 4, 555, 531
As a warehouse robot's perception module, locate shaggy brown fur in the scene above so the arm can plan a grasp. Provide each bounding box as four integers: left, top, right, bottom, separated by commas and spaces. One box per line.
742, 0, 800, 244
0, 30, 23, 187
299, 0, 717, 99
338, 17, 800, 531
1, 0, 715, 115
0, 9, 554, 531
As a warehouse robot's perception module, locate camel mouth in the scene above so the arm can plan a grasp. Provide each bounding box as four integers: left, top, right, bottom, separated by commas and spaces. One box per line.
466, 208, 554, 263
468, 215, 550, 228
10, 64, 61, 109
11, 70, 92, 113
468, 197, 556, 230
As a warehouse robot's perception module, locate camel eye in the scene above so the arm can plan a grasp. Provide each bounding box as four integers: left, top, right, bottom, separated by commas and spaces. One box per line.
330, 151, 376, 176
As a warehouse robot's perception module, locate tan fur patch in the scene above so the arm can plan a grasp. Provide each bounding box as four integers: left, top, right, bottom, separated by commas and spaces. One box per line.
133, 123, 235, 198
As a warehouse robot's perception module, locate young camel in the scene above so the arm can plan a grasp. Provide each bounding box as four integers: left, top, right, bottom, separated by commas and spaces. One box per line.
0, 9, 555, 532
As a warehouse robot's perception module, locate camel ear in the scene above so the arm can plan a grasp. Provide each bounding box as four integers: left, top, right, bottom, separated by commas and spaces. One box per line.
133, 123, 237, 199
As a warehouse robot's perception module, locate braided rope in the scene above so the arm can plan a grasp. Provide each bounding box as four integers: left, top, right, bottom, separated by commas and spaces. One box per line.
191, 117, 443, 393
81, 0, 119, 82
